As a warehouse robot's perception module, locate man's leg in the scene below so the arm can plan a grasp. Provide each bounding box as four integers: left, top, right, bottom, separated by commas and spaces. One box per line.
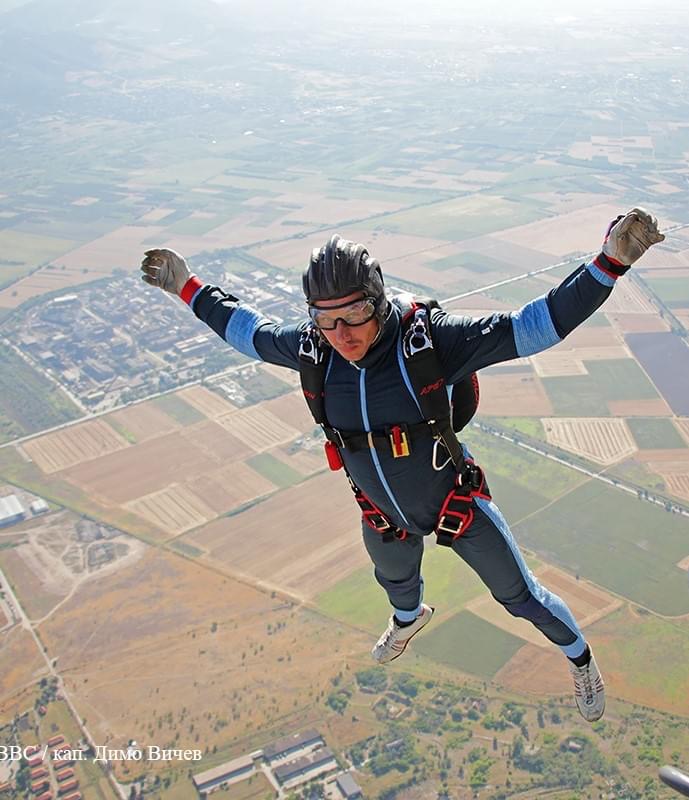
362, 524, 434, 663
451, 498, 605, 721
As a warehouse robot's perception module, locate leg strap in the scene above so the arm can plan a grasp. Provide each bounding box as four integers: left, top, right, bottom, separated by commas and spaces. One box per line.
434, 462, 491, 547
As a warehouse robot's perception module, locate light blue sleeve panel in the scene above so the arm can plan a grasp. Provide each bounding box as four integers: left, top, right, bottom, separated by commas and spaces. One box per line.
224, 305, 266, 360
586, 261, 617, 288
511, 295, 561, 357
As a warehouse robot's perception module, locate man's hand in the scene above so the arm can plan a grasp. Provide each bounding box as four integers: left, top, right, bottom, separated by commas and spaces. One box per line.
140, 248, 192, 296
602, 207, 665, 267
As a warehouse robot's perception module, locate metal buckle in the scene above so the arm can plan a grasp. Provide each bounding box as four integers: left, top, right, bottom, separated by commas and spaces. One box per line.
437, 514, 462, 536
403, 309, 434, 357
298, 326, 324, 365
365, 510, 392, 532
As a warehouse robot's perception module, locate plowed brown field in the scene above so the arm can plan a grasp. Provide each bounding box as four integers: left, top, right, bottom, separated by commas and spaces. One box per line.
22, 420, 130, 474
479, 374, 553, 416
184, 471, 367, 599
543, 417, 636, 464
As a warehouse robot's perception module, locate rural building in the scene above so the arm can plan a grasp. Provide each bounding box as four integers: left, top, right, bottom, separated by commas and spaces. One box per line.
192, 755, 255, 794
336, 771, 363, 799
0, 783, 12, 794
0, 495, 26, 527
56, 768, 74, 781
273, 747, 337, 787
30, 780, 49, 794
27, 756, 43, 768
36, 793, 52, 800
62, 794, 81, 800
175, 334, 212, 355
30, 768, 48, 779
52, 294, 79, 307
30, 499, 49, 514
57, 779, 78, 794
263, 728, 323, 763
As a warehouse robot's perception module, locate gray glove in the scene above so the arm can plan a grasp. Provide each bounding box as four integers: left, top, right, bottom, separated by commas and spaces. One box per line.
602, 207, 664, 266
140, 248, 192, 296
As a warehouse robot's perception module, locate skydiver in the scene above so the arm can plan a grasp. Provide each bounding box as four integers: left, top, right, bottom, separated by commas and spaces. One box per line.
140, 208, 664, 722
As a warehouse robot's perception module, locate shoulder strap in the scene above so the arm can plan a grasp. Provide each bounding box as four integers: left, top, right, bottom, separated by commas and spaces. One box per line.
298, 324, 330, 425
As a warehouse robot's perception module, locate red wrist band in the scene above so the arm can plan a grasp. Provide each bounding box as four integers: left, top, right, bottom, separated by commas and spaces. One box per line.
180, 275, 204, 305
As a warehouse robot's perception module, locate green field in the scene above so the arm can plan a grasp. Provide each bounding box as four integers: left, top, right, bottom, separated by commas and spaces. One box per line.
488, 276, 555, 306
0, 228, 76, 274
0, 343, 82, 442
316, 542, 489, 634
461, 426, 588, 500
104, 416, 138, 444
644, 277, 689, 305
491, 417, 545, 440
591, 607, 689, 710
479, 471, 551, 523
247, 453, 303, 488
381, 195, 547, 242
414, 610, 524, 677
628, 418, 687, 450
542, 358, 659, 416
429, 251, 511, 274
513, 479, 689, 616
150, 393, 205, 425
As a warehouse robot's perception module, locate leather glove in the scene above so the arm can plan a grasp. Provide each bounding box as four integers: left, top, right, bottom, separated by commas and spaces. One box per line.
140, 248, 192, 296
601, 207, 664, 271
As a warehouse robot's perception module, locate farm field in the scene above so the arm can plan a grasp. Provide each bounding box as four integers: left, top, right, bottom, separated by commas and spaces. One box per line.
628, 417, 687, 450
626, 332, 689, 415
542, 417, 637, 465
474, 372, 554, 416
0, 343, 81, 443
461, 425, 589, 500
541, 358, 661, 417
587, 605, 689, 714
183, 471, 366, 599
513, 479, 689, 616
12, 383, 321, 540
466, 565, 622, 648
315, 539, 489, 634
21, 418, 131, 473
414, 610, 525, 678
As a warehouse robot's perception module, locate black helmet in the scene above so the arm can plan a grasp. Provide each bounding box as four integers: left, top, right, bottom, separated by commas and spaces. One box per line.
303, 235, 385, 309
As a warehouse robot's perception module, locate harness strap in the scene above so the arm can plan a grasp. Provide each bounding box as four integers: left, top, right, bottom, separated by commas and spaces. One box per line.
434, 461, 491, 547
323, 421, 427, 456
349, 477, 407, 542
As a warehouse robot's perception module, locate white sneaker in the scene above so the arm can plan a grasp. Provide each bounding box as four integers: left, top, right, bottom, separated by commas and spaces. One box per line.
371, 604, 434, 664
569, 647, 605, 722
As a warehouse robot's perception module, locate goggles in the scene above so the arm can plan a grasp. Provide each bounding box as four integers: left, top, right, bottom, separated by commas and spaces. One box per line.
308, 296, 379, 330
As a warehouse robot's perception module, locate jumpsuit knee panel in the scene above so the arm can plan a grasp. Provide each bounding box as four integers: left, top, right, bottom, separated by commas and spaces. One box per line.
452, 501, 582, 650
362, 523, 425, 613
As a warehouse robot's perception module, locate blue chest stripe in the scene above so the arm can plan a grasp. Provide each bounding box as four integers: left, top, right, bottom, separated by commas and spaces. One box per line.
359, 368, 410, 526
396, 337, 422, 415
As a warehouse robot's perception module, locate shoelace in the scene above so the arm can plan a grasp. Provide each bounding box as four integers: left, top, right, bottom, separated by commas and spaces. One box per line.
575, 665, 595, 703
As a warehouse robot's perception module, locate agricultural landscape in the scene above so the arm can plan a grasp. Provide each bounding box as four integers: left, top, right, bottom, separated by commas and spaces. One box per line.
1, 1, 689, 798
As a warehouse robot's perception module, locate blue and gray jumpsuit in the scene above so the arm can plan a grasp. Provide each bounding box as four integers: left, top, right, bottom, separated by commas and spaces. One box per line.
183, 260, 619, 660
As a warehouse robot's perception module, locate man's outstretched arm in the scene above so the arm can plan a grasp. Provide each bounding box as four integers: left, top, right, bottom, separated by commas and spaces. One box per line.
434, 208, 665, 381
139, 249, 304, 370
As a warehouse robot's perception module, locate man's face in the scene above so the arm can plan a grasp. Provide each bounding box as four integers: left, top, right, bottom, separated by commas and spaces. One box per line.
312, 291, 380, 361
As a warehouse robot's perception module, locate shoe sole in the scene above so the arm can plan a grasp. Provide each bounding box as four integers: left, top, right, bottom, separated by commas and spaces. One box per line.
376, 606, 435, 664
578, 699, 605, 723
